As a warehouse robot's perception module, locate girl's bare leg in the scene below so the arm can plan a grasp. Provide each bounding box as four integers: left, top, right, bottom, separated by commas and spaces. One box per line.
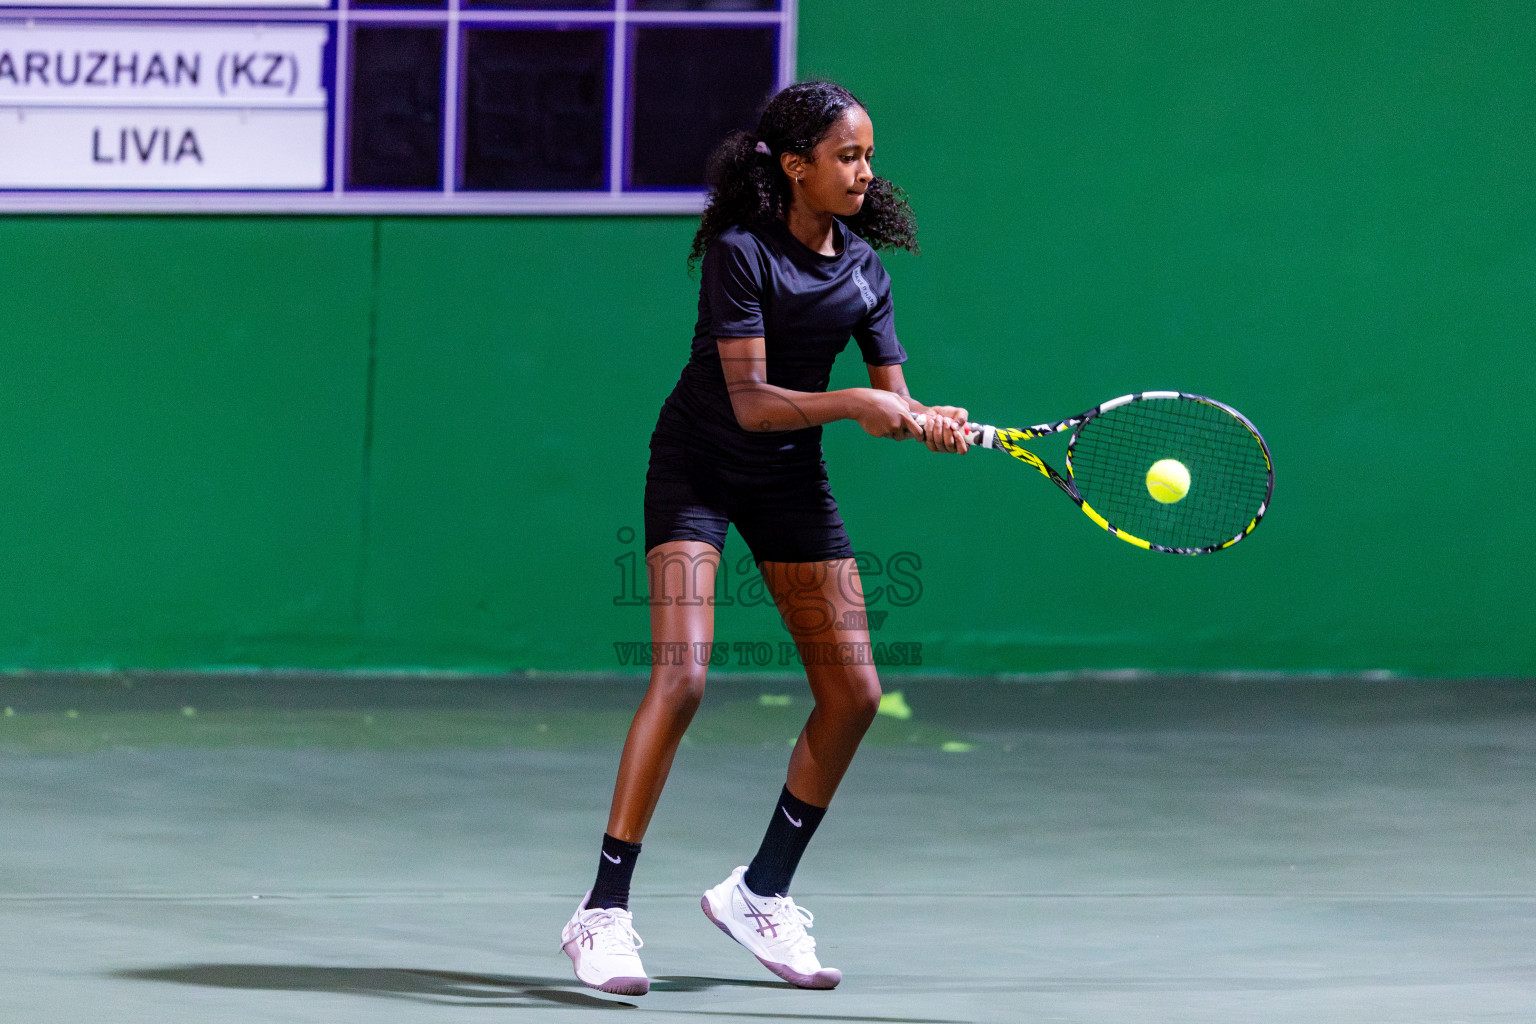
759, 558, 882, 806
605, 540, 720, 842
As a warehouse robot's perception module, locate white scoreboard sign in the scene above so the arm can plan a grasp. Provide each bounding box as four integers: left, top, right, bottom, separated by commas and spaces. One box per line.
0, 24, 328, 189
0, 1, 796, 214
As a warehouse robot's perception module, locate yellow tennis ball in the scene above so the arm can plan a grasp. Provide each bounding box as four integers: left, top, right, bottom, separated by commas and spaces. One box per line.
1146, 459, 1190, 504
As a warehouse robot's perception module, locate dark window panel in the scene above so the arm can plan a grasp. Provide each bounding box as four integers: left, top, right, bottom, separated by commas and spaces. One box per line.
348, 26, 445, 189
629, 26, 776, 188
630, 1, 777, 10
461, 28, 609, 191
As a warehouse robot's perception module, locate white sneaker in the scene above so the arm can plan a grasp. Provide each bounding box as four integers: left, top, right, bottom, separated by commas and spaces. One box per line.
700, 866, 841, 989
560, 891, 650, 996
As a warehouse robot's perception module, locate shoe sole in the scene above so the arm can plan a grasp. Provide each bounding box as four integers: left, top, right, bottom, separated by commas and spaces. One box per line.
699, 894, 841, 990
562, 940, 650, 996
594, 976, 650, 996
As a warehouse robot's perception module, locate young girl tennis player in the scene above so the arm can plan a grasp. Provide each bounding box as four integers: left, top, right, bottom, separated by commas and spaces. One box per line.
562, 80, 969, 995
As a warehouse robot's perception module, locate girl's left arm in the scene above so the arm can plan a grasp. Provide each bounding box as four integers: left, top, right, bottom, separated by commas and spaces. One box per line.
866, 363, 970, 454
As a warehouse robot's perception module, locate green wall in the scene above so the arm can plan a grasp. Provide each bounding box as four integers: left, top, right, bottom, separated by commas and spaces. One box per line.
0, 1, 1530, 675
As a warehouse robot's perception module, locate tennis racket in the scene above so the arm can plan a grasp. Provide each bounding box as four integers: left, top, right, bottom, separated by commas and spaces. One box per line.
918, 391, 1273, 555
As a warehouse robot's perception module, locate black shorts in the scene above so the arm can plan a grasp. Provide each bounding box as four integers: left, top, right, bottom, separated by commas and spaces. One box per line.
644, 441, 855, 564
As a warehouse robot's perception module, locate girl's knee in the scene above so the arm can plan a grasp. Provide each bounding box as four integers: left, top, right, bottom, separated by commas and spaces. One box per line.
818, 671, 882, 727
851, 677, 882, 724
647, 666, 708, 715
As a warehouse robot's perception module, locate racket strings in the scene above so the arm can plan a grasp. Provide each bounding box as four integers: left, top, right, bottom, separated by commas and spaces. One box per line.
1068, 398, 1270, 552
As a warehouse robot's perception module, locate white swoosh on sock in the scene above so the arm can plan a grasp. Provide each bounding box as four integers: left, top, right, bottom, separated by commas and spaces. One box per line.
782, 807, 802, 828
603, 851, 622, 864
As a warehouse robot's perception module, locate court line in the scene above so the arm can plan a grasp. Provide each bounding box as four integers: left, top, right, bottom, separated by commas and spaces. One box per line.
5, 890, 1536, 902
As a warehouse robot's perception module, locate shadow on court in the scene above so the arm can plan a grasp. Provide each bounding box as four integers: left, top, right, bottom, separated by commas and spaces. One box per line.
114, 965, 635, 1009
111, 966, 963, 1021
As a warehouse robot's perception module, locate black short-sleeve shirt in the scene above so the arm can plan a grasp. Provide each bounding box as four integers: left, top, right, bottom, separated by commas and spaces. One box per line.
655, 219, 907, 462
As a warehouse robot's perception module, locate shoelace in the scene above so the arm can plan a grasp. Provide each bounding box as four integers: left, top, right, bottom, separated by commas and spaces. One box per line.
577, 908, 644, 954
756, 896, 818, 958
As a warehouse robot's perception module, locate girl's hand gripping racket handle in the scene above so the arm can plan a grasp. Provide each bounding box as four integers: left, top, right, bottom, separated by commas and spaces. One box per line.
912, 413, 998, 450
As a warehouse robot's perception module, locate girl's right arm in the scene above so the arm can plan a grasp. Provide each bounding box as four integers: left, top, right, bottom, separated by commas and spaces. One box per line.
717, 337, 922, 439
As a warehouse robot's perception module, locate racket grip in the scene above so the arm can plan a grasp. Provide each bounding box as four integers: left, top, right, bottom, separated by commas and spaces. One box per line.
912, 414, 997, 449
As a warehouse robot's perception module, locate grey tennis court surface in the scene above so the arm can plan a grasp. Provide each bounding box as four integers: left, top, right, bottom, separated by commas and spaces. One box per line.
2, 673, 1532, 1023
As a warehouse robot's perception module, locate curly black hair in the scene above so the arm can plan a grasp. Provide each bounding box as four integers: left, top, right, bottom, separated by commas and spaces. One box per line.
689, 80, 918, 268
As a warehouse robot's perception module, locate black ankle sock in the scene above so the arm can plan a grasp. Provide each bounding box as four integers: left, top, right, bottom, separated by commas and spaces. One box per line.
589, 833, 643, 910
743, 786, 827, 898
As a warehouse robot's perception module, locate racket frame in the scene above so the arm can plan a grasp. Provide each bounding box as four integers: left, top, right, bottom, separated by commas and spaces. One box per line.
964, 391, 1273, 555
